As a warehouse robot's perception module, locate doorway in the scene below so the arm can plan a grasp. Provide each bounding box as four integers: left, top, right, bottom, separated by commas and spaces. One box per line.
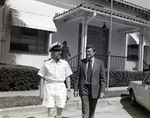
78, 24, 109, 67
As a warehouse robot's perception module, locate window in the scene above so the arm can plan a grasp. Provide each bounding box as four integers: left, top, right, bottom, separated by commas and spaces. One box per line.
127, 44, 138, 61
10, 26, 49, 54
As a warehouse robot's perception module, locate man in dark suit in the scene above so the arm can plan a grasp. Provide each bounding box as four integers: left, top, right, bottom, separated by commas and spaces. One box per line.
74, 45, 106, 118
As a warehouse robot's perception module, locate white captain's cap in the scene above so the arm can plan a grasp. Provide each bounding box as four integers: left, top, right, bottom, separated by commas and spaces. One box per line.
49, 42, 61, 52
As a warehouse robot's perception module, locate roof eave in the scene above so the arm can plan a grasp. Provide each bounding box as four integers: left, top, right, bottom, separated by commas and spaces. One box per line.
53, 4, 150, 29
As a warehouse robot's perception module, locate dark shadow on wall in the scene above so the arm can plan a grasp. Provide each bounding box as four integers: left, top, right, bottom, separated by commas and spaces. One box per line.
2, 4, 29, 65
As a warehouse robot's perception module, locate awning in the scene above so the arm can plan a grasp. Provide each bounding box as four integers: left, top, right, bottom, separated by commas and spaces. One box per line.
11, 9, 57, 32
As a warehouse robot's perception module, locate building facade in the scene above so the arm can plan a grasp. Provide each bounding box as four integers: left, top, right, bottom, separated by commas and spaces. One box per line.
0, 0, 150, 71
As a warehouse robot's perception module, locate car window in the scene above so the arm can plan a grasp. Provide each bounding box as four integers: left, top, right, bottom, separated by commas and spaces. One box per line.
144, 73, 150, 85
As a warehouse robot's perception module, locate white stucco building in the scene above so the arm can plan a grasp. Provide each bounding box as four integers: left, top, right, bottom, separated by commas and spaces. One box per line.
0, 0, 150, 71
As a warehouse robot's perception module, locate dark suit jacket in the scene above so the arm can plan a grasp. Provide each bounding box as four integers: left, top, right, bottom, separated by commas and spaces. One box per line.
74, 58, 106, 99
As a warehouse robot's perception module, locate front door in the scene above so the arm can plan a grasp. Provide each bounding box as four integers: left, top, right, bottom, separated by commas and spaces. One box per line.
78, 24, 109, 67
87, 25, 108, 67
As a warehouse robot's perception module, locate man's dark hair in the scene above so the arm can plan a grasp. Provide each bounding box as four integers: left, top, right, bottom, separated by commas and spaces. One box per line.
86, 45, 96, 52
63, 41, 67, 45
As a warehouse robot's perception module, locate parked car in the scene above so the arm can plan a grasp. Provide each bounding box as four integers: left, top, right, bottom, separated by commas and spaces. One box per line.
128, 72, 150, 111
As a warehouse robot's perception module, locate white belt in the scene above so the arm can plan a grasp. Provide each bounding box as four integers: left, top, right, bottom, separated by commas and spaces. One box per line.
45, 79, 64, 83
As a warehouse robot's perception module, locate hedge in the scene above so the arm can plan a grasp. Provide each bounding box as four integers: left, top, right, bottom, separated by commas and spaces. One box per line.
71, 69, 148, 88
0, 63, 149, 91
0, 63, 41, 91
107, 70, 148, 87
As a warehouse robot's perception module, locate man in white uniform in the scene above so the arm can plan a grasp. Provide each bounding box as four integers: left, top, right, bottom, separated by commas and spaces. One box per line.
38, 42, 73, 118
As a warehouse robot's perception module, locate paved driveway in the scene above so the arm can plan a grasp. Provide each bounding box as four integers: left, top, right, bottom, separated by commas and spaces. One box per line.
64, 97, 150, 118
93, 97, 150, 118
0, 97, 150, 118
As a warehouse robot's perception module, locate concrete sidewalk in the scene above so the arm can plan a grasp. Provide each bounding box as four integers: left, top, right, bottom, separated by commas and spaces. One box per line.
0, 96, 130, 118
0, 87, 128, 98
0, 87, 128, 104
0, 90, 40, 97
0, 87, 129, 118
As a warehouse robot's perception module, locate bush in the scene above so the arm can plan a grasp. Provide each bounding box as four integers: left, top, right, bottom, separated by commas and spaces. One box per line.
0, 63, 148, 91
71, 69, 148, 88
0, 63, 41, 91
107, 70, 148, 87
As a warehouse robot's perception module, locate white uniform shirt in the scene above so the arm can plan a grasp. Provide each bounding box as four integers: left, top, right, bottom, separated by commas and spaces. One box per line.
38, 59, 73, 82
38, 59, 72, 108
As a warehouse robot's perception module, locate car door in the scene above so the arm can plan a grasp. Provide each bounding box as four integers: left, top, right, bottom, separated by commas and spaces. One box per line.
136, 73, 150, 109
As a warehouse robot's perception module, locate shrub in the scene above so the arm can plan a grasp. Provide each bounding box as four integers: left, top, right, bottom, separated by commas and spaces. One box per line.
0, 63, 41, 91
0, 63, 148, 91
107, 70, 148, 87
71, 69, 148, 88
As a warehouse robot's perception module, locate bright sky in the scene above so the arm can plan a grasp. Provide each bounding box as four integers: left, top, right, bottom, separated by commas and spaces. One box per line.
125, 0, 150, 9
7, 0, 66, 16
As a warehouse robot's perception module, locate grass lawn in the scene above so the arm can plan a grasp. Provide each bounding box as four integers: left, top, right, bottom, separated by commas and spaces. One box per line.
0, 90, 129, 109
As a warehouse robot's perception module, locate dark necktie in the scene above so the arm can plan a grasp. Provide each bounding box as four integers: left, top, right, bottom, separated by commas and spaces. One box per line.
87, 60, 92, 83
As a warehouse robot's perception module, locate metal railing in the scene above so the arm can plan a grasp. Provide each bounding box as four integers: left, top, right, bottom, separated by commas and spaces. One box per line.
68, 53, 150, 72
110, 55, 127, 70
67, 53, 82, 72
95, 54, 128, 70
143, 60, 150, 71
68, 54, 130, 71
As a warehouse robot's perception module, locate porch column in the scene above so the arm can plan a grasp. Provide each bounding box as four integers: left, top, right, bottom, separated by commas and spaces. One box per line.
81, 13, 97, 59
0, 4, 6, 63
138, 29, 144, 71
81, 15, 87, 59
106, 0, 113, 91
